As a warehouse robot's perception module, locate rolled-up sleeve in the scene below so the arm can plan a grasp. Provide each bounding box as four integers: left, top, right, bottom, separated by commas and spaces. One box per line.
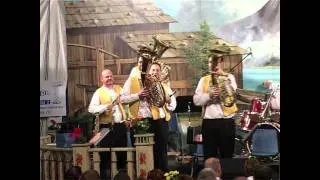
166, 87, 177, 111
88, 91, 107, 114
193, 77, 211, 106
228, 74, 237, 91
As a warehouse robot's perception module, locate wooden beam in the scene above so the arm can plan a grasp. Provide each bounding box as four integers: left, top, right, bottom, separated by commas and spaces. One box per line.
68, 58, 190, 69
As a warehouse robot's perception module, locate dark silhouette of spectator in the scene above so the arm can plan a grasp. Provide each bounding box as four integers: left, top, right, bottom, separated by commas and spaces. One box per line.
64, 166, 82, 180
147, 169, 165, 180
197, 168, 217, 180
113, 169, 130, 180
80, 169, 100, 180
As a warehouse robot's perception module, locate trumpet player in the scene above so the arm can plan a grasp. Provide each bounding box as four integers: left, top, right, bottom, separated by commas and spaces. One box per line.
193, 54, 238, 160
88, 69, 129, 180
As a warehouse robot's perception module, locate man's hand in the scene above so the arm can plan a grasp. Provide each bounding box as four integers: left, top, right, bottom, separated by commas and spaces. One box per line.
209, 86, 220, 98
138, 88, 150, 99
124, 120, 132, 128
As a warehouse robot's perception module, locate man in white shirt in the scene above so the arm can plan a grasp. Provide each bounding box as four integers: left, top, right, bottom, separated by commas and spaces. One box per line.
121, 62, 177, 172
263, 80, 280, 111
263, 80, 280, 123
193, 54, 238, 160
88, 69, 128, 180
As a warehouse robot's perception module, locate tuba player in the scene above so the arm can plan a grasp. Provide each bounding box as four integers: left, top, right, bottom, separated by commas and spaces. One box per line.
121, 57, 176, 172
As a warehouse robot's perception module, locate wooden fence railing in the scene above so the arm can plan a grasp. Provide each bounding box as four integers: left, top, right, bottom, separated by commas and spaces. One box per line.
40, 134, 154, 180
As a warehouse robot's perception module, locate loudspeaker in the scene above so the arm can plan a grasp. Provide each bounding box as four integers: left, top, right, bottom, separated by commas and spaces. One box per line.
220, 158, 247, 179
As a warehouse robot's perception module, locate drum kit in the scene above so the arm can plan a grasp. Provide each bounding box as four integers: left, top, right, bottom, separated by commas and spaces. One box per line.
237, 90, 280, 161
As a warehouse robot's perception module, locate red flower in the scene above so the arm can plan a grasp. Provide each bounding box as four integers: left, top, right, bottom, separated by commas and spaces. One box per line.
72, 128, 82, 139
140, 169, 147, 177
139, 153, 146, 165
75, 153, 83, 166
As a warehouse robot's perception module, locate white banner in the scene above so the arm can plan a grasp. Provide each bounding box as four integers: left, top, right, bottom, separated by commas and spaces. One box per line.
40, 80, 67, 117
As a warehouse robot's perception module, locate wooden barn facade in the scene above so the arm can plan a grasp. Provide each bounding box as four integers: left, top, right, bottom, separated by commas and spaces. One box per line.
115, 32, 249, 96
64, 0, 249, 114
64, 0, 176, 112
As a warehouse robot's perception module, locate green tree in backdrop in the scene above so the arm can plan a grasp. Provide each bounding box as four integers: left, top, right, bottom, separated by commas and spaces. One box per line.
181, 21, 213, 87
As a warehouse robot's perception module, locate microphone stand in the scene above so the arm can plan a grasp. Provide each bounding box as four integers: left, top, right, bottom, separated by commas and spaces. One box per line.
187, 102, 192, 156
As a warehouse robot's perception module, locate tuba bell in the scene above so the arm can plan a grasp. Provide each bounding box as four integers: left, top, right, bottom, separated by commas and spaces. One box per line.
151, 35, 175, 62
137, 35, 175, 107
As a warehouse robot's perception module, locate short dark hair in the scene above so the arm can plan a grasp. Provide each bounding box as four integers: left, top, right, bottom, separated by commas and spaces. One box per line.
80, 170, 100, 180
64, 166, 82, 180
113, 169, 130, 180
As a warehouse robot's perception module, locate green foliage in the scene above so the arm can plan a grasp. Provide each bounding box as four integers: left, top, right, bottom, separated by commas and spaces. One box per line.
181, 21, 213, 87
57, 111, 96, 144
134, 118, 150, 134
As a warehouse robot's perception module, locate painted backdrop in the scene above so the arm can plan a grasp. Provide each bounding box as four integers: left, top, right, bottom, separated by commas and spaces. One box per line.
153, 0, 280, 92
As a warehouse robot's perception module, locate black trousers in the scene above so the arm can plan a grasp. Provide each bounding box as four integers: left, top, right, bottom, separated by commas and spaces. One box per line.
202, 118, 235, 160
149, 118, 169, 172
99, 123, 127, 179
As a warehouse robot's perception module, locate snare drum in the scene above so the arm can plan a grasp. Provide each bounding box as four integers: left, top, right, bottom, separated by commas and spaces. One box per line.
251, 98, 263, 113
245, 122, 280, 158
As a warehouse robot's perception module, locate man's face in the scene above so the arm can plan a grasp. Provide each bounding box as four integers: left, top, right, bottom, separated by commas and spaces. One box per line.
101, 70, 113, 86
149, 64, 161, 79
263, 80, 272, 89
208, 56, 223, 72
137, 57, 143, 70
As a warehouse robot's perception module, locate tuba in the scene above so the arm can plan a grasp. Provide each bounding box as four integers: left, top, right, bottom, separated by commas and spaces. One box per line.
209, 53, 238, 116
137, 35, 175, 108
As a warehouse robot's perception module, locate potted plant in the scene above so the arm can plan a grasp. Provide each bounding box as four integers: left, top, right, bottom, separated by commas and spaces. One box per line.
133, 118, 151, 135
55, 111, 96, 147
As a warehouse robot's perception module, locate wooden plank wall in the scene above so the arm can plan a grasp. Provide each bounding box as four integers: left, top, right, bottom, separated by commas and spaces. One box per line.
67, 50, 243, 113
66, 23, 169, 61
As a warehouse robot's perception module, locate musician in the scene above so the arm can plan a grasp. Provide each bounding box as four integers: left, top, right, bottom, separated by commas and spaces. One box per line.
263, 80, 280, 111
263, 80, 280, 123
129, 55, 143, 78
193, 54, 237, 160
88, 69, 129, 180
121, 62, 177, 172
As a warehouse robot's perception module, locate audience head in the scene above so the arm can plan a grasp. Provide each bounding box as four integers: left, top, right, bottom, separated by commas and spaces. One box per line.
197, 168, 217, 180
80, 169, 100, 180
64, 166, 82, 180
113, 169, 130, 180
204, 157, 222, 177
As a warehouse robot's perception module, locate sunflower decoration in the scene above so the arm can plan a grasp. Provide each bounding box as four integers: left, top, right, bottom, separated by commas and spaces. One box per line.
164, 170, 179, 180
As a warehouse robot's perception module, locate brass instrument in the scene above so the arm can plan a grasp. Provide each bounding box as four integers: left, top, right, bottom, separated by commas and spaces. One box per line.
209, 53, 238, 116
137, 35, 175, 108
151, 35, 175, 62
